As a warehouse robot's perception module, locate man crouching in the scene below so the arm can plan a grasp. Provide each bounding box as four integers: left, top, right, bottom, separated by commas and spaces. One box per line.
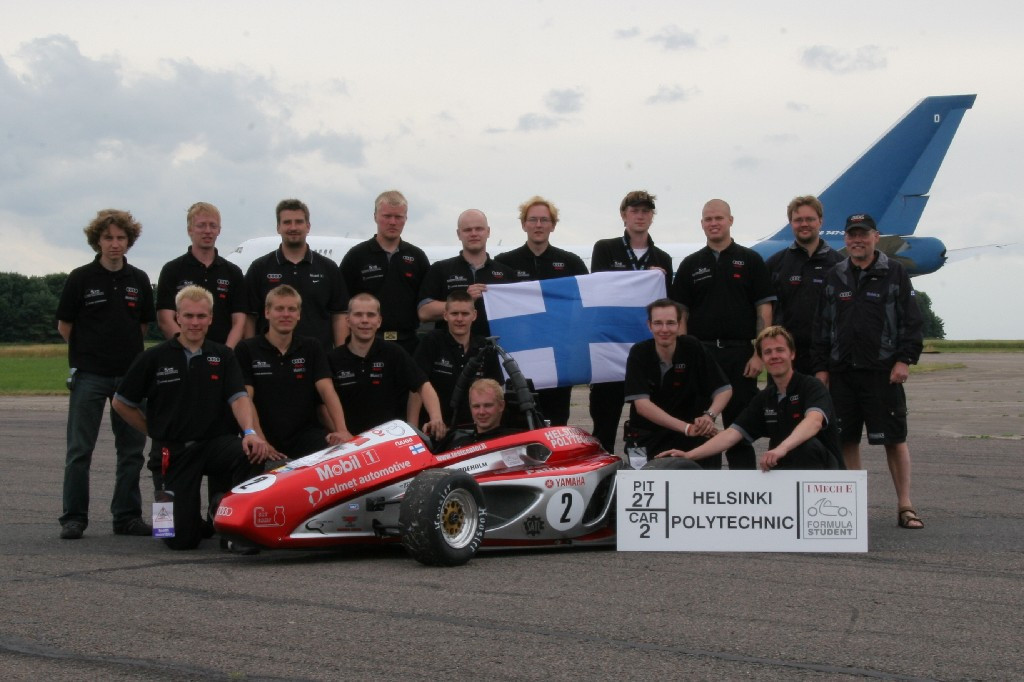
114, 286, 271, 549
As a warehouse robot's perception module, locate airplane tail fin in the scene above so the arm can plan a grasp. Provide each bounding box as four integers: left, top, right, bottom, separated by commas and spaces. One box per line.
764, 94, 976, 242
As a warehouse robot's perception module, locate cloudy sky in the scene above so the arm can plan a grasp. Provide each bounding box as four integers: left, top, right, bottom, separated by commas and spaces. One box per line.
2, 1, 1021, 338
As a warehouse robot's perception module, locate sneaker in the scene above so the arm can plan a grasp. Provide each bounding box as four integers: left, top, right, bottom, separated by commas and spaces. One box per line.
60, 521, 86, 540
114, 517, 153, 536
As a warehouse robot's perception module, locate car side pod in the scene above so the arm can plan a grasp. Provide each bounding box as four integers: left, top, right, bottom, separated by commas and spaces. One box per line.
399, 469, 487, 566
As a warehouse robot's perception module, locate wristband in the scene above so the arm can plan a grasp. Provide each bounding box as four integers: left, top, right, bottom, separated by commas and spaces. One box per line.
683, 423, 690, 437
243, 429, 256, 436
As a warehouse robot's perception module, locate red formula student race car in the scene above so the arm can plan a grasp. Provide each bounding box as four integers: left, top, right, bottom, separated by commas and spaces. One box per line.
214, 342, 625, 566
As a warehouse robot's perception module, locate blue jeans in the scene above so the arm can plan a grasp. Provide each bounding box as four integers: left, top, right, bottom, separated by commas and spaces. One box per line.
61, 372, 147, 527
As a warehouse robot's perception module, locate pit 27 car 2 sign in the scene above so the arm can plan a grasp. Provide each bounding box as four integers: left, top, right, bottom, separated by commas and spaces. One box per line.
616, 470, 868, 552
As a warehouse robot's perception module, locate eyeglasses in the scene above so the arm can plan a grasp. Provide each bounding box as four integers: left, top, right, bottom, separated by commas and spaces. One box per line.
525, 217, 552, 225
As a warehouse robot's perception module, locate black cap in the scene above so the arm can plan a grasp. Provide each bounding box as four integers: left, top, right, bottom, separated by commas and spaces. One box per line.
844, 213, 877, 232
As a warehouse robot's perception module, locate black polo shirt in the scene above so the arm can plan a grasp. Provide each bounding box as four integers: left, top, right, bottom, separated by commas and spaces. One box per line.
624, 336, 731, 431
340, 237, 430, 341
116, 337, 246, 443
56, 256, 155, 376
156, 248, 246, 344
245, 247, 348, 349
236, 335, 330, 448
413, 330, 503, 425
671, 240, 775, 341
495, 243, 589, 281
591, 232, 672, 292
418, 253, 522, 336
328, 339, 428, 434
766, 241, 843, 351
731, 371, 840, 463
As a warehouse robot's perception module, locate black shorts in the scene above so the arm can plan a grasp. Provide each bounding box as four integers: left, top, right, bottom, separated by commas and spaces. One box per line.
830, 370, 908, 445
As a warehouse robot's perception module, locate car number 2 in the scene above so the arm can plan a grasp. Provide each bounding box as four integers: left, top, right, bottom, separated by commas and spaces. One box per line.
545, 488, 584, 531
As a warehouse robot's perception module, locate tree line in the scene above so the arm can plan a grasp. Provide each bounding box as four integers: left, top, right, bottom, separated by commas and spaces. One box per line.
0, 271, 946, 344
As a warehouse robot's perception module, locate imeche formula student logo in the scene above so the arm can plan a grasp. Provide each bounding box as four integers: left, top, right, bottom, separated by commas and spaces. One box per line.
801, 481, 858, 539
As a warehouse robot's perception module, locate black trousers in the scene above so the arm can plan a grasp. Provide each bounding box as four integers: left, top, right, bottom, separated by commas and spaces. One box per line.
589, 381, 624, 454
703, 343, 758, 470
536, 386, 573, 427
152, 435, 250, 550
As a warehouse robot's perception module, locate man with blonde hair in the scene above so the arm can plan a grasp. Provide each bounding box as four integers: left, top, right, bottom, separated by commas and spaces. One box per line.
341, 190, 431, 354
114, 285, 270, 550
236, 285, 352, 460
156, 201, 247, 347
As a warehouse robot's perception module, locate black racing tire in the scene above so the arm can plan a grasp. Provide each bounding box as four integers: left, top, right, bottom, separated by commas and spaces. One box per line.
641, 457, 702, 471
399, 469, 486, 567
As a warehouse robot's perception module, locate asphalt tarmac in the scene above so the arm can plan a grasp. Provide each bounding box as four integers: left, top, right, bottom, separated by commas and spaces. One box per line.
1, 353, 1021, 681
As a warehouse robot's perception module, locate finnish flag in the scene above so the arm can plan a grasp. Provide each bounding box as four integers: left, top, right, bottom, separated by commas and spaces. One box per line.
483, 270, 666, 389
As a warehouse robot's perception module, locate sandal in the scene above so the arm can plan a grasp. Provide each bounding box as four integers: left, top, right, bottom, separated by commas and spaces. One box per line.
898, 507, 924, 529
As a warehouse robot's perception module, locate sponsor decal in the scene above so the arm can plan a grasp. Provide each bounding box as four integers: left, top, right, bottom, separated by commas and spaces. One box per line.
455, 461, 488, 473
356, 460, 412, 485
544, 428, 599, 449
215, 506, 233, 517
435, 442, 487, 461
394, 437, 414, 447
305, 519, 329, 534
553, 475, 585, 487
545, 480, 554, 488
254, 505, 286, 527
304, 480, 355, 506
347, 502, 360, 510
314, 451, 380, 481
409, 443, 426, 455
523, 515, 545, 537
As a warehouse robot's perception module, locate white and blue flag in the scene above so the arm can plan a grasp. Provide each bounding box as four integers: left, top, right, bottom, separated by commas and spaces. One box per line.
483, 270, 665, 389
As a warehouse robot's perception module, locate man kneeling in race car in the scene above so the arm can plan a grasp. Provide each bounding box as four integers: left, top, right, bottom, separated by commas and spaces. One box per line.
443, 378, 521, 449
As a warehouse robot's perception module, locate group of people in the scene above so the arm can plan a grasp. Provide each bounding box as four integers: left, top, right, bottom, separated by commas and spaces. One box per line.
55, 188, 924, 550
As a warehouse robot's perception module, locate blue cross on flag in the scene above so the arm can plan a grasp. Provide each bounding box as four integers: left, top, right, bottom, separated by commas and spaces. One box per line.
483, 270, 666, 389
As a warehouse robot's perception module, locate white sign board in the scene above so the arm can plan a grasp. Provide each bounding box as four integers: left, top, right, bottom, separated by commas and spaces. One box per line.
617, 470, 868, 552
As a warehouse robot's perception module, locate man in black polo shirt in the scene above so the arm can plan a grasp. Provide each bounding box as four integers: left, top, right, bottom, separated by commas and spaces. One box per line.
114, 286, 271, 550
156, 201, 247, 348
418, 208, 520, 337
624, 299, 732, 467
671, 198, 775, 469
766, 196, 843, 374
340, 190, 430, 355
244, 198, 349, 350
330, 294, 446, 438
56, 209, 155, 541
412, 290, 503, 428
496, 195, 588, 426
588, 190, 673, 455
658, 326, 840, 471
236, 285, 352, 461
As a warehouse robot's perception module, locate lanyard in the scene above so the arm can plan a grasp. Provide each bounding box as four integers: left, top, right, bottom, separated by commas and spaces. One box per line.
621, 234, 651, 271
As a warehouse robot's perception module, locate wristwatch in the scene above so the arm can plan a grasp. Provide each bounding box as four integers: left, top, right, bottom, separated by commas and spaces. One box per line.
702, 410, 718, 420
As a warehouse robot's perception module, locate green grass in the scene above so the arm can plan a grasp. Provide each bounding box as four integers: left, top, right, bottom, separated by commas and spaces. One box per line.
923, 339, 1024, 353
0, 355, 69, 394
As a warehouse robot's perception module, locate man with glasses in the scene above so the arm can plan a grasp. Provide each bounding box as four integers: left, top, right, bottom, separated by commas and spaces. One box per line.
496, 196, 588, 425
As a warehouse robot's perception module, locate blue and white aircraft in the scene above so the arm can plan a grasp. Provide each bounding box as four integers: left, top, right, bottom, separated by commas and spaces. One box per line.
226, 94, 978, 278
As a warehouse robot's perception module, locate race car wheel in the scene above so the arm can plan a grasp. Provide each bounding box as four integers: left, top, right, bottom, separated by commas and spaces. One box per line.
641, 457, 701, 471
400, 470, 486, 567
